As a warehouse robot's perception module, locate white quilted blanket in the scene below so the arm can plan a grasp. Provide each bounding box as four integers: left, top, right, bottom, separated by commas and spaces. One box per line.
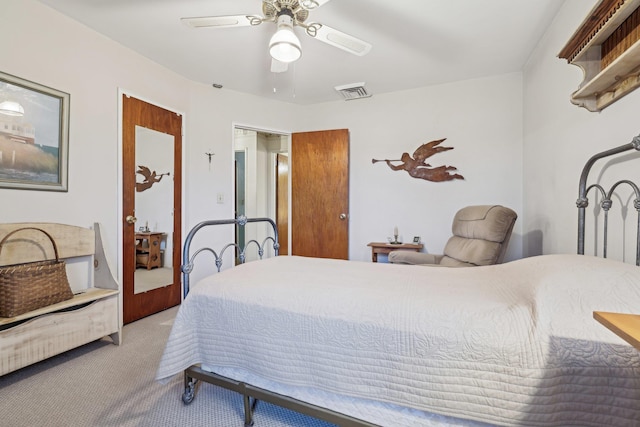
156, 254, 640, 426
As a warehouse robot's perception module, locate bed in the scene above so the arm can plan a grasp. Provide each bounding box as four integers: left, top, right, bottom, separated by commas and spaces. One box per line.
156, 139, 640, 427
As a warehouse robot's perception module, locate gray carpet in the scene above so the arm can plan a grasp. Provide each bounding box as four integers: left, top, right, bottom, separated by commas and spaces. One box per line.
134, 267, 173, 294
0, 306, 336, 427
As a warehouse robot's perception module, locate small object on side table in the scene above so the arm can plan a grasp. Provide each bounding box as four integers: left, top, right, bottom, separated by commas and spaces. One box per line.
367, 241, 423, 263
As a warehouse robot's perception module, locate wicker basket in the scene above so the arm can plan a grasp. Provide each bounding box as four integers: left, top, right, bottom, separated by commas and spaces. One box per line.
0, 227, 74, 318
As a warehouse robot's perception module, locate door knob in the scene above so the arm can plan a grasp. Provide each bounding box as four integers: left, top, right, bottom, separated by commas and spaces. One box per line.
339, 213, 347, 220
126, 215, 137, 224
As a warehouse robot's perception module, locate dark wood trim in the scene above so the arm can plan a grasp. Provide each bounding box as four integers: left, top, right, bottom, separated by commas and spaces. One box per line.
559, 0, 626, 62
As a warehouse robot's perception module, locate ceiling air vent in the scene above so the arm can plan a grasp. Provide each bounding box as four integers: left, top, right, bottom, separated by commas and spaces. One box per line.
334, 82, 372, 100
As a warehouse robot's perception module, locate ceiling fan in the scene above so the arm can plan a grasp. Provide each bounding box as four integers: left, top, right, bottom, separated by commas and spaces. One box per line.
181, 0, 372, 73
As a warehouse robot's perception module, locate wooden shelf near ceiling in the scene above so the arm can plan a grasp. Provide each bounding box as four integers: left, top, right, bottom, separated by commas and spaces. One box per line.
559, 0, 640, 112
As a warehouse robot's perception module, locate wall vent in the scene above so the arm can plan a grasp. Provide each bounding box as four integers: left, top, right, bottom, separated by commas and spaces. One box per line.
334, 82, 372, 100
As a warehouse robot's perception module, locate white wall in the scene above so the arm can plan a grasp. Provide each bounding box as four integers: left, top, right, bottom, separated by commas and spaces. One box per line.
1, 0, 189, 262
1, 0, 525, 271
17, 0, 618, 275
297, 74, 524, 262
0, 0, 298, 286
185, 87, 295, 280
523, 0, 640, 264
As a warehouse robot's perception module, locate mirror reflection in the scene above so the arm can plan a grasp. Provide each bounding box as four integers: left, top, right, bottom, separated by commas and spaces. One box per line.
134, 125, 174, 294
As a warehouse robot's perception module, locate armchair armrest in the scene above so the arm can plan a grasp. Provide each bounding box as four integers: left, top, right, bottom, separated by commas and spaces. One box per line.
388, 251, 443, 265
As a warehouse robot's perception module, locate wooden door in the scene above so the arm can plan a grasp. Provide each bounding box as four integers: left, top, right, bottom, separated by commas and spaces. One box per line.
276, 153, 289, 255
122, 95, 182, 324
291, 129, 349, 259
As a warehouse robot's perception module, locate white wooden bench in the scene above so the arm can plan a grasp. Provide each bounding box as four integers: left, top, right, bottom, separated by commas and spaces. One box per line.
0, 222, 120, 376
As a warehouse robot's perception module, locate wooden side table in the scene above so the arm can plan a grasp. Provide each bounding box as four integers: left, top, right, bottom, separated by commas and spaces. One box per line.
367, 242, 423, 263
594, 311, 640, 351
135, 232, 167, 270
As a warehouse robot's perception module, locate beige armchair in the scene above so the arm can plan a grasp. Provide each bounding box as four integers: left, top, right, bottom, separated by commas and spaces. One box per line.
388, 205, 517, 267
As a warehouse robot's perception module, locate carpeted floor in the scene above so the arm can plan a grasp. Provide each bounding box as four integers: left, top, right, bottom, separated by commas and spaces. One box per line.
0, 306, 336, 427
134, 267, 173, 293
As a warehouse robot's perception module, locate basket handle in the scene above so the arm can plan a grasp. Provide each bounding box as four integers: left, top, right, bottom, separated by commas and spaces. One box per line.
0, 227, 61, 262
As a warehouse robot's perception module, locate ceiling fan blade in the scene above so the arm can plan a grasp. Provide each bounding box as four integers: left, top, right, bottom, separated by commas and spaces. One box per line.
181, 15, 261, 29
299, 0, 332, 10
271, 59, 289, 73
308, 23, 372, 56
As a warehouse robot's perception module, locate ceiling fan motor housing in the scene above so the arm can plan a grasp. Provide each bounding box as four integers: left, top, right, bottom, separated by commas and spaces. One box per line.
263, 0, 309, 24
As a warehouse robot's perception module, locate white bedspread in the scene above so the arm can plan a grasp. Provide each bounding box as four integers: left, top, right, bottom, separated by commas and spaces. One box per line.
156, 254, 640, 426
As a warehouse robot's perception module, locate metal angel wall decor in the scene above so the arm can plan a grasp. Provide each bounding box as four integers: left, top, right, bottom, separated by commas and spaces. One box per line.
372, 138, 464, 182
135, 165, 170, 192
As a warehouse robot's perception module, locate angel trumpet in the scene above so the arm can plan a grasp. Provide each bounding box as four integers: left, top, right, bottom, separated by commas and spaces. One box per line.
371, 159, 401, 164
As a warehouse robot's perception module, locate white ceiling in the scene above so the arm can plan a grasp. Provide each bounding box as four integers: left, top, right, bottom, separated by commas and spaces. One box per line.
36, 0, 566, 105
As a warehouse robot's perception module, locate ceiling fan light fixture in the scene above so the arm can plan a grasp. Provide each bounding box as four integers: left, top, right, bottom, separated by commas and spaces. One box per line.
269, 13, 302, 63
0, 101, 25, 116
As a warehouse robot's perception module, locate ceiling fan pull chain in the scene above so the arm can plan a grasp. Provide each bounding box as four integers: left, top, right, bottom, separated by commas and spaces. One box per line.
292, 62, 297, 99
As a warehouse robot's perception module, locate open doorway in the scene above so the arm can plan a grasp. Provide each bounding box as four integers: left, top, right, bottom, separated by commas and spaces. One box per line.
234, 127, 289, 257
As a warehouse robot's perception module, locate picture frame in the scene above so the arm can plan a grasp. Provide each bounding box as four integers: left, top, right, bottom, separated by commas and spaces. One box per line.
0, 71, 69, 191
413, 236, 420, 244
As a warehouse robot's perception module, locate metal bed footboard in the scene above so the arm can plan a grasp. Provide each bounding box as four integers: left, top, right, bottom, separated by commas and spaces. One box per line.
179, 216, 378, 427
181, 216, 279, 299
577, 135, 640, 265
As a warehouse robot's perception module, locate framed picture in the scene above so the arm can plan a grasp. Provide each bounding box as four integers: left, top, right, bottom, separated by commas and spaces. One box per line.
413, 236, 421, 244
0, 71, 69, 191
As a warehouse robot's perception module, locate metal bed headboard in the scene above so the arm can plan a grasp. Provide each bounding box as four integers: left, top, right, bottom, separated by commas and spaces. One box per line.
181, 216, 279, 299
577, 135, 640, 265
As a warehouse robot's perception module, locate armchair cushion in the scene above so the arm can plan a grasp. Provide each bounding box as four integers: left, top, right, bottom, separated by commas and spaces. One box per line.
387, 252, 443, 265
440, 236, 502, 266
452, 205, 517, 243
